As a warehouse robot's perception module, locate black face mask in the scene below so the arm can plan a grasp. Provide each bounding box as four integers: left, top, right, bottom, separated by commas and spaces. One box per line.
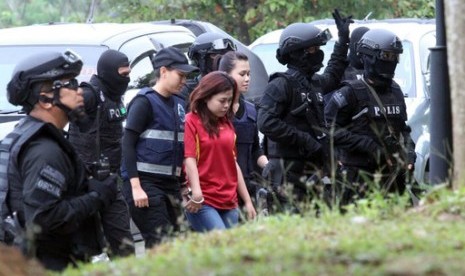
97, 50, 130, 98
363, 55, 397, 87
288, 49, 324, 76
348, 51, 363, 70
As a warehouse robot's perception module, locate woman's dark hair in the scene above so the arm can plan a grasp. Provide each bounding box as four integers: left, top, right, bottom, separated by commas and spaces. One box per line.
218, 51, 249, 74
150, 66, 177, 86
189, 71, 238, 137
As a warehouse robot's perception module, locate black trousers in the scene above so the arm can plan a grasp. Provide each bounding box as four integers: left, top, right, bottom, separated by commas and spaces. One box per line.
263, 158, 321, 213
337, 165, 407, 207
100, 190, 135, 257
123, 179, 182, 249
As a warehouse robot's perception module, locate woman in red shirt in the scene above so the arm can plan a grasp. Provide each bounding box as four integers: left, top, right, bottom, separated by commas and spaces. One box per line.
184, 71, 256, 232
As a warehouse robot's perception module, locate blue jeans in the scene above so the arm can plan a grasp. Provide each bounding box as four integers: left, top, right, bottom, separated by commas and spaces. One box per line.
185, 204, 239, 232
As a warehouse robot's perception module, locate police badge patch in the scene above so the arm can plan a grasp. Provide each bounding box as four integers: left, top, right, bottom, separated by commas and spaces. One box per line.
333, 91, 348, 108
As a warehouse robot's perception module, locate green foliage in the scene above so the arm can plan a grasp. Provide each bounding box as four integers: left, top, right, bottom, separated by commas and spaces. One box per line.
0, 0, 435, 44
56, 186, 465, 275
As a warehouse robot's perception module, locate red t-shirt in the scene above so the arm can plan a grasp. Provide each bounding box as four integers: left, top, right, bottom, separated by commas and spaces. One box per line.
184, 112, 238, 209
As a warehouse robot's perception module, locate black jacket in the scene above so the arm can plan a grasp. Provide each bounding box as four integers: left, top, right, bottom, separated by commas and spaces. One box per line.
257, 41, 348, 161
325, 79, 416, 168
4, 116, 105, 271
68, 75, 126, 173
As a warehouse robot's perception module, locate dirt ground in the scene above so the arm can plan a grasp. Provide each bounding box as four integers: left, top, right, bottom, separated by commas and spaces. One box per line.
0, 244, 45, 276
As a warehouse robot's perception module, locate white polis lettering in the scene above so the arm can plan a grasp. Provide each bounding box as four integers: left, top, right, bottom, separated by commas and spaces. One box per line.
374, 105, 401, 116
109, 108, 122, 119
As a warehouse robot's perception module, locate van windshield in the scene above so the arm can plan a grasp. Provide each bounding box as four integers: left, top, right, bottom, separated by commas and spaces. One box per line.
0, 45, 107, 112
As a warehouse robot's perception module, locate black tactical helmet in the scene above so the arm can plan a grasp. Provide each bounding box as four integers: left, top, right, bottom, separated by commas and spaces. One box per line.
7, 50, 83, 112
278, 23, 332, 56
188, 32, 237, 63
357, 29, 403, 62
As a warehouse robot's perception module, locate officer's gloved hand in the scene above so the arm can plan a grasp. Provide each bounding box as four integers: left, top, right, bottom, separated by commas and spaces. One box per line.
262, 161, 275, 179
88, 174, 118, 208
365, 137, 382, 155
332, 9, 353, 45
383, 134, 401, 154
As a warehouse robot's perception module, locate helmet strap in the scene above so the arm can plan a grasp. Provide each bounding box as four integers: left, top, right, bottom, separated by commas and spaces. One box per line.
51, 88, 87, 123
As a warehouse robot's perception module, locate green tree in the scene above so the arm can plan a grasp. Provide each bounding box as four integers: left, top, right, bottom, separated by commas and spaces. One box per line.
99, 0, 435, 44
0, 0, 435, 44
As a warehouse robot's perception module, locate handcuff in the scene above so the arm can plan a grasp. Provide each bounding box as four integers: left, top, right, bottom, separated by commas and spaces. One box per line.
184, 187, 204, 204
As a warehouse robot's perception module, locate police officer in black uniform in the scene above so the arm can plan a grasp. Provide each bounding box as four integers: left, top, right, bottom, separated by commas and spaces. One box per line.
0, 50, 118, 271
343, 26, 370, 81
68, 49, 134, 257
121, 47, 198, 248
257, 10, 353, 211
179, 32, 237, 102
325, 29, 416, 206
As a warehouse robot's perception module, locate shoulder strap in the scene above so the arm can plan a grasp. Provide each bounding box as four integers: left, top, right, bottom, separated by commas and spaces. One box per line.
80, 81, 101, 104
137, 87, 155, 96
361, 79, 396, 135
342, 80, 370, 106
243, 100, 257, 121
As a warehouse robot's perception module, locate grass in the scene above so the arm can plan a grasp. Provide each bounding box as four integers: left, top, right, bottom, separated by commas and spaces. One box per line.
61, 184, 465, 276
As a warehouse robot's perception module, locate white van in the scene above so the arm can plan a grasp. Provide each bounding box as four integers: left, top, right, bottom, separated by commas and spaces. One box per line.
0, 22, 197, 140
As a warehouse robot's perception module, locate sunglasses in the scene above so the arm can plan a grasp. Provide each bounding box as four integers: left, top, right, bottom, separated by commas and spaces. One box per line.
51, 78, 79, 91
377, 51, 400, 63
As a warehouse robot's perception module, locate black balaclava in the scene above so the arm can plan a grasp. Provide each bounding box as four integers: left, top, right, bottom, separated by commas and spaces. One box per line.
288, 49, 324, 76
348, 27, 370, 70
97, 50, 130, 99
362, 54, 397, 88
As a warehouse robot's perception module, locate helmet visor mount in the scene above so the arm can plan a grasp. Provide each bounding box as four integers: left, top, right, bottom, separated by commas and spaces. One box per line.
30, 49, 83, 82
61, 50, 82, 69
280, 28, 332, 56
316, 28, 332, 45
211, 38, 237, 52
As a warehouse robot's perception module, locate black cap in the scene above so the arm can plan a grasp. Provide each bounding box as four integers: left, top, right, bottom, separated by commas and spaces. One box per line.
152, 47, 198, 73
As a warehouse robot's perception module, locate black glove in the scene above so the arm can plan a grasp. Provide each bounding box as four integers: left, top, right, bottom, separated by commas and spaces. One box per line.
383, 134, 401, 154
88, 174, 118, 208
365, 137, 382, 155
262, 161, 275, 179
332, 9, 353, 45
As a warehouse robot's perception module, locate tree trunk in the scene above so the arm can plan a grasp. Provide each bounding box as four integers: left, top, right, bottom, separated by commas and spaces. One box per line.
445, 0, 465, 188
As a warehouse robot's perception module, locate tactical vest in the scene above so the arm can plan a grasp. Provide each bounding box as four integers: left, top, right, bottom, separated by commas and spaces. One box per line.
0, 118, 60, 241
266, 69, 326, 159
68, 82, 126, 173
134, 88, 185, 178
341, 79, 407, 166
233, 99, 257, 181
